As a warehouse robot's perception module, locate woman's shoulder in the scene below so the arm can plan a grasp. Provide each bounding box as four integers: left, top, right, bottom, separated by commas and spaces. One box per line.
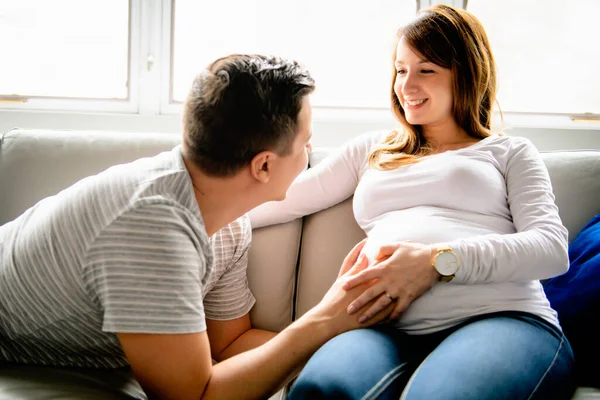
477, 133, 539, 156
473, 134, 545, 174
486, 133, 534, 146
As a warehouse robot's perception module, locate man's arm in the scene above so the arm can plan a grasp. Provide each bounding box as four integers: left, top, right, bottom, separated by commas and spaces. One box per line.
206, 315, 276, 361
204, 217, 275, 362
117, 241, 394, 400
118, 315, 330, 400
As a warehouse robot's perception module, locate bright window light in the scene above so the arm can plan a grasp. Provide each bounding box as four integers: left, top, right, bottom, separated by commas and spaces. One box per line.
468, 0, 600, 114
0, 0, 129, 99
171, 0, 417, 108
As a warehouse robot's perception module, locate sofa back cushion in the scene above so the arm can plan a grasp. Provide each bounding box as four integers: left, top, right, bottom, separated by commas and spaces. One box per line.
296, 198, 365, 317
0, 129, 180, 225
543, 151, 600, 241
0, 129, 298, 331
296, 146, 600, 316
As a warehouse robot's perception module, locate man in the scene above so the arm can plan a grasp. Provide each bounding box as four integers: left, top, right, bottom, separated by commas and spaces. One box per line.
0, 54, 391, 399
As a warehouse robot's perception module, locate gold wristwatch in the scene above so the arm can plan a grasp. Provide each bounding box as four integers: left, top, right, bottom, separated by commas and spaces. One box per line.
431, 245, 460, 282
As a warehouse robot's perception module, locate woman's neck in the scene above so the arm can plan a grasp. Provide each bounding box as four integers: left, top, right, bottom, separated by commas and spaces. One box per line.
420, 120, 481, 153
422, 120, 472, 147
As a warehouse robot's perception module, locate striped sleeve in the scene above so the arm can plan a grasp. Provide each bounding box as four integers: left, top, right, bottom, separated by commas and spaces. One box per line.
83, 202, 209, 334
204, 217, 256, 320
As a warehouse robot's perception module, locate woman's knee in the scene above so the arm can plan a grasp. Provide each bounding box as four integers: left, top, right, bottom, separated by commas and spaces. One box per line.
288, 367, 351, 400
289, 362, 410, 400
288, 327, 413, 400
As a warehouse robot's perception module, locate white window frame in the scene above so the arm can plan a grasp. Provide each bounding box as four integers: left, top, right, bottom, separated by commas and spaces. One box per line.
0, 0, 598, 133
159, 0, 425, 117
0, 0, 140, 113
159, 0, 178, 115
137, 0, 168, 116
418, 0, 600, 128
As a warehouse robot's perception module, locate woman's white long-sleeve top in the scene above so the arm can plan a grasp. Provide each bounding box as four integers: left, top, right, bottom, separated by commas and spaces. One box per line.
249, 132, 568, 333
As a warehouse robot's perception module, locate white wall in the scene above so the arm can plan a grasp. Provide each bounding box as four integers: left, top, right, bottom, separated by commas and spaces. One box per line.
311, 120, 600, 151
1, 109, 599, 152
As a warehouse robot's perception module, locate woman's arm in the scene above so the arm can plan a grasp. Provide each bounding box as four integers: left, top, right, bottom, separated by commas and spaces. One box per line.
341, 137, 569, 321
249, 131, 384, 228
448, 137, 569, 284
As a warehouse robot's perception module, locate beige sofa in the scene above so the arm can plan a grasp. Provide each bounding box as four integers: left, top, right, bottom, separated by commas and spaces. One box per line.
1, 128, 599, 399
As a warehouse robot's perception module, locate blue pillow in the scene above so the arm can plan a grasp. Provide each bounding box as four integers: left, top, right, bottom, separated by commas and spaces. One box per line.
544, 214, 600, 388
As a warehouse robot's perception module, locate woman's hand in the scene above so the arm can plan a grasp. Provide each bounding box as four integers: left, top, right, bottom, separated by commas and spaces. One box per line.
342, 241, 440, 323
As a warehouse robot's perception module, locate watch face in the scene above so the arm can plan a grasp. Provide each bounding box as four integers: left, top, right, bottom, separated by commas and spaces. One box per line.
436, 251, 459, 276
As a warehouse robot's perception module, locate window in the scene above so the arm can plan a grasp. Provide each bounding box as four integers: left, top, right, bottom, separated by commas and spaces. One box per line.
468, 0, 600, 115
1, 0, 598, 121
170, 0, 417, 108
0, 0, 130, 101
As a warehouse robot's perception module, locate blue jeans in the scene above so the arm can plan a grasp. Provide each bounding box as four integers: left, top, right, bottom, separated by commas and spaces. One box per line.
288, 312, 575, 400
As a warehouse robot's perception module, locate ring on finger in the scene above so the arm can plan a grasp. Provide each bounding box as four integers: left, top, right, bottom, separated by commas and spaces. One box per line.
385, 292, 396, 301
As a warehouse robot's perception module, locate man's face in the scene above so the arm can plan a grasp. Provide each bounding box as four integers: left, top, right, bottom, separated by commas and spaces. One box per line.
268, 96, 313, 201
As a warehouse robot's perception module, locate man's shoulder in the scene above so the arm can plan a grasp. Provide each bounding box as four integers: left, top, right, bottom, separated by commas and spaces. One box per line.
230, 214, 251, 234
99, 147, 186, 187
94, 146, 200, 216
213, 215, 251, 247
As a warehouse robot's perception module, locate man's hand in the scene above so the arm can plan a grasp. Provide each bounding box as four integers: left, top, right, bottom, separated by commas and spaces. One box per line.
305, 239, 396, 337
337, 238, 367, 278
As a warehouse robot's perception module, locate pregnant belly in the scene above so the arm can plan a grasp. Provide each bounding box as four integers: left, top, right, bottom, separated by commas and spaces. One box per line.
390, 280, 556, 334
360, 206, 514, 262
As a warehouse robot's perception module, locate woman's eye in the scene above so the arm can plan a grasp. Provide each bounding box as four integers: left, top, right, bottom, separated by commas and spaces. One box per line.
421, 69, 435, 74
396, 69, 406, 75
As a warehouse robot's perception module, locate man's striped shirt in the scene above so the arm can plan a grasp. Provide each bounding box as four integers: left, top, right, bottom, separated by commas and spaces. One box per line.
0, 146, 255, 368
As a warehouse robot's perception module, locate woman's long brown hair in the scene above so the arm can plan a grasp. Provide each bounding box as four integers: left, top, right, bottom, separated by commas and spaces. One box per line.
369, 4, 498, 170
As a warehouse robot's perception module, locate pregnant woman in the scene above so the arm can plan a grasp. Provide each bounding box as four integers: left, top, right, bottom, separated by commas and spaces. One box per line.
249, 5, 575, 400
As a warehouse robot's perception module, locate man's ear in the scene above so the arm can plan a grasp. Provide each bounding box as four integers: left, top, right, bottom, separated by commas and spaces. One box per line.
250, 151, 275, 183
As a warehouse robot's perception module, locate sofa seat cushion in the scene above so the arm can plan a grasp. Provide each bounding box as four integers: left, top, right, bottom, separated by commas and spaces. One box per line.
544, 214, 600, 388
0, 362, 144, 399
0, 362, 287, 400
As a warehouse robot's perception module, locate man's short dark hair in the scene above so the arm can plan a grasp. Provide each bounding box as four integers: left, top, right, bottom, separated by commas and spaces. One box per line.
182, 54, 316, 177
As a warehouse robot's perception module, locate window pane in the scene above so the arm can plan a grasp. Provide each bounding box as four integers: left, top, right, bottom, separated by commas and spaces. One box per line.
468, 0, 600, 114
171, 0, 416, 108
0, 0, 129, 99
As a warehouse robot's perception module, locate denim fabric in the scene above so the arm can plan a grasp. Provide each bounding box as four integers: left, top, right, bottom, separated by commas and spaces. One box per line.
288, 312, 575, 400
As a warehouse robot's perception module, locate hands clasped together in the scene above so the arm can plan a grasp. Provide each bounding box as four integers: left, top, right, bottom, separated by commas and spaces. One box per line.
312, 239, 442, 336
343, 240, 441, 324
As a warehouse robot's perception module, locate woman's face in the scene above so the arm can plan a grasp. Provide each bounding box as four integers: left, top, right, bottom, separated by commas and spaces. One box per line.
393, 38, 455, 128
